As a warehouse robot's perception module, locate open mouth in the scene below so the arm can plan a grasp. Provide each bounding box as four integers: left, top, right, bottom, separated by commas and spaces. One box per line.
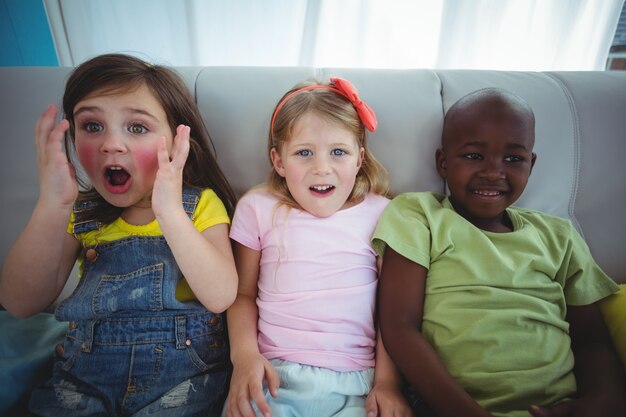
310, 184, 335, 194
105, 166, 130, 187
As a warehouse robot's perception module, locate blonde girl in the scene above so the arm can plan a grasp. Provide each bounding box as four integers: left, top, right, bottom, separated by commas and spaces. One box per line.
224, 78, 411, 417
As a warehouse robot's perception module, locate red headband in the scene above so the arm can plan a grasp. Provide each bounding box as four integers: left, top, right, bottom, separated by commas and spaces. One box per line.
270, 77, 378, 136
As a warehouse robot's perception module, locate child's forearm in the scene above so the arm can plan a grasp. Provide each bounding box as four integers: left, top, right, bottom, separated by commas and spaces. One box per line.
158, 209, 237, 313
379, 248, 491, 416
567, 304, 626, 414
227, 294, 264, 363
373, 330, 402, 387
383, 325, 492, 417
0, 201, 78, 316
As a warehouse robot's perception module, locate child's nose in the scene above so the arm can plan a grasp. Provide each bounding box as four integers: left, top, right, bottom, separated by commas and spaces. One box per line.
313, 155, 332, 175
480, 158, 505, 179
100, 131, 126, 153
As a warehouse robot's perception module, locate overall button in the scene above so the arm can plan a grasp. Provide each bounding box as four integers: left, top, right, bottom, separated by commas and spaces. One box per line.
68, 321, 77, 329
85, 248, 98, 262
55, 343, 64, 357
208, 315, 220, 326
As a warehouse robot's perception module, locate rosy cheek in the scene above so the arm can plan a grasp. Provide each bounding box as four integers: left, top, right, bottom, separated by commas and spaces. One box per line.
76, 142, 98, 175
133, 147, 160, 177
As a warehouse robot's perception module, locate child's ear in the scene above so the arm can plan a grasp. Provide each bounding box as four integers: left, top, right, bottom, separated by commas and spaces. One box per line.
530, 152, 537, 173
435, 148, 447, 178
270, 148, 286, 177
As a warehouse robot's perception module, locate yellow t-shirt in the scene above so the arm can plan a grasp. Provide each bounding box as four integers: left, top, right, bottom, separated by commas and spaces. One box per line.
68, 188, 230, 301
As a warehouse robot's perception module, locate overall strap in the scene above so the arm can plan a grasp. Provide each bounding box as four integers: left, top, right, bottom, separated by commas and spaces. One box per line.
182, 186, 202, 220
72, 198, 101, 234
72, 187, 202, 235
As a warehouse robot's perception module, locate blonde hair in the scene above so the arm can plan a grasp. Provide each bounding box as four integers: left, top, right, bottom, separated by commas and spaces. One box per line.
267, 79, 389, 209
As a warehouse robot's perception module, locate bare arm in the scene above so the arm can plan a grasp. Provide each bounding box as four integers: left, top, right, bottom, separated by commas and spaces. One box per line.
225, 243, 280, 417
160, 217, 238, 313
365, 330, 413, 417
379, 247, 492, 417
529, 304, 626, 417
568, 303, 626, 413
153, 126, 238, 313
0, 105, 80, 317
365, 254, 413, 417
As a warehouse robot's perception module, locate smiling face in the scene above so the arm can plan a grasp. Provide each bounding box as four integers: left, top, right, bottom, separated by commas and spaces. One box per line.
270, 112, 364, 217
73, 84, 173, 212
437, 91, 536, 232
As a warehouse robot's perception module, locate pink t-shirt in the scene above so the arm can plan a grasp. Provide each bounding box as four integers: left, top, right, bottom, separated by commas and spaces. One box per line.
230, 188, 389, 371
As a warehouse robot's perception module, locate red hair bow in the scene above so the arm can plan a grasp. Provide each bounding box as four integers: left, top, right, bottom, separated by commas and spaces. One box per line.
329, 77, 378, 132
271, 77, 378, 136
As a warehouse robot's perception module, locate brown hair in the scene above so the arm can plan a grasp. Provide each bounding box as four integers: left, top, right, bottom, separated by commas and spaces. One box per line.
267, 79, 389, 209
62, 53, 237, 223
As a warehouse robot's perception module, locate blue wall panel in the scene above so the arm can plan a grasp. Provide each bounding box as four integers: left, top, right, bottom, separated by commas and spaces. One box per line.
0, 0, 58, 66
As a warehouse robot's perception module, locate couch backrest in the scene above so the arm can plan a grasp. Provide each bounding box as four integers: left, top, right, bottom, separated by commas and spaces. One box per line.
0, 67, 624, 293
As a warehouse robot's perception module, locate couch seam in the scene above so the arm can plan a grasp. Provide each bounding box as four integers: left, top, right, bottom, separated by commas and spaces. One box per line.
193, 67, 201, 105
433, 70, 447, 195
544, 72, 583, 237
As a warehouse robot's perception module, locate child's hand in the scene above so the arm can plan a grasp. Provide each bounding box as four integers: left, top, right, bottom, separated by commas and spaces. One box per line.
224, 354, 279, 417
152, 125, 190, 219
365, 381, 414, 417
529, 394, 626, 417
529, 402, 575, 417
35, 104, 76, 209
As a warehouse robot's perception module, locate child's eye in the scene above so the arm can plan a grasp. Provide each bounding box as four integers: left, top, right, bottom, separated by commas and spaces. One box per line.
464, 153, 482, 160
296, 149, 312, 157
331, 149, 347, 156
128, 124, 148, 134
505, 155, 523, 162
83, 122, 103, 133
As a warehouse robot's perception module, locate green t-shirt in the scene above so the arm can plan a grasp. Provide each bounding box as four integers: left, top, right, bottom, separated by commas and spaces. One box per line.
372, 192, 619, 417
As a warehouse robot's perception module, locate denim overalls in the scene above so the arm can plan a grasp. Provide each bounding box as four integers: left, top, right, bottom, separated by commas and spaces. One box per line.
29, 188, 229, 417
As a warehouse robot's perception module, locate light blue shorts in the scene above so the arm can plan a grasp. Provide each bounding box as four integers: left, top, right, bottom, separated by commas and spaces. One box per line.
232, 359, 374, 417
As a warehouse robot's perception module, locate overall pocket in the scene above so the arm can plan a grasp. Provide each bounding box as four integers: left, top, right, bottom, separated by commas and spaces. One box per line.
92, 263, 164, 317
185, 333, 228, 372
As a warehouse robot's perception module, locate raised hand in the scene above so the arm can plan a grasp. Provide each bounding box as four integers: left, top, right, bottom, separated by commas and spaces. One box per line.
35, 104, 77, 209
152, 124, 190, 219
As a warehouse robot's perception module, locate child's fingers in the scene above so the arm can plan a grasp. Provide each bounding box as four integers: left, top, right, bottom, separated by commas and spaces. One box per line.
265, 364, 280, 399
35, 105, 61, 152
38, 119, 70, 168
171, 125, 191, 168
49, 119, 70, 148
35, 104, 57, 142
248, 383, 271, 417
364, 392, 378, 417
156, 136, 170, 169
528, 402, 575, 417
68, 163, 77, 181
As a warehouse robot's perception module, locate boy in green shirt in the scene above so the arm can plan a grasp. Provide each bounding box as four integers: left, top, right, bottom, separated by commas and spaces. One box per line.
373, 88, 625, 417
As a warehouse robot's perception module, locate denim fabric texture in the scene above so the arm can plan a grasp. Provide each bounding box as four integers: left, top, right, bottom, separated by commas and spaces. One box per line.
29, 188, 230, 416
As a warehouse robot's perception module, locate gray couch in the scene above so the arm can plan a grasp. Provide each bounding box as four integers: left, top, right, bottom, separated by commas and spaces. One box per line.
1, 67, 624, 297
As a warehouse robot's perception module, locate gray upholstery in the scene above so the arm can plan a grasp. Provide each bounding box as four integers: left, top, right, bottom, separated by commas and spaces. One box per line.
0, 67, 623, 306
